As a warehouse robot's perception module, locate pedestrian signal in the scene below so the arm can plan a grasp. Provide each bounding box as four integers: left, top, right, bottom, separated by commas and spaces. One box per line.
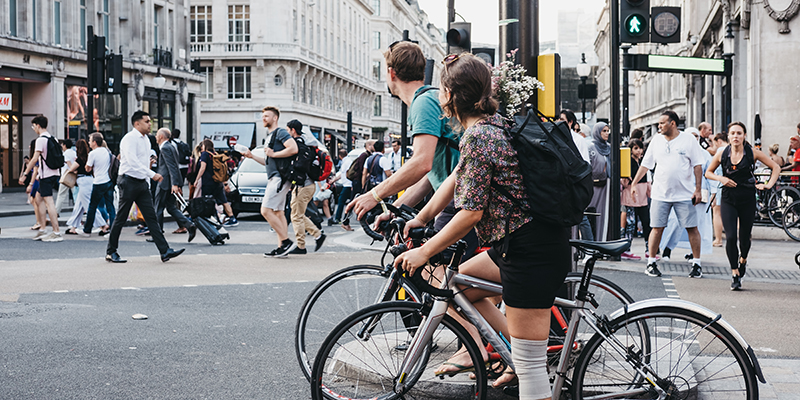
620, 0, 650, 44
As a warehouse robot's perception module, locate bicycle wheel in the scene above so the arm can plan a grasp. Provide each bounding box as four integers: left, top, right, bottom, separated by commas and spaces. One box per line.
768, 186, 800, 227
296, 265, 422, 381
571, 305, 758, 400
548, 273, 642, 386
311, 301, 487, 400
783, 200, 800, 242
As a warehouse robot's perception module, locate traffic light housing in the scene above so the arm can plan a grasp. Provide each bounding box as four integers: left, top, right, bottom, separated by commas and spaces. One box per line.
446, 22, 471, 54
472, 47, 496, 67
650, 7, 681, 44
106, 54, 123, 94
620, 0, 650, 44
91, 35, 106, 93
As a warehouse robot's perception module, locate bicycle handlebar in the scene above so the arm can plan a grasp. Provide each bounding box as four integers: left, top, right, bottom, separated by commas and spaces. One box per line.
358, 203, 421, 241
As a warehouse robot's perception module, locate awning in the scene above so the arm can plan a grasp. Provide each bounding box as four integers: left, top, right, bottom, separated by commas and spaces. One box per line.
200, 123, 257, 149
325, 129, 347, 143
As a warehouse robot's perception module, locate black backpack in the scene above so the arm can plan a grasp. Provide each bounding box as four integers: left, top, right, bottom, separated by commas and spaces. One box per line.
288, 136, 314, 186
173, 139, 192, 165
107, 150, 120, 185
491, 107, 593, 227
364, 153, 385, 191
43, 136, 65, 170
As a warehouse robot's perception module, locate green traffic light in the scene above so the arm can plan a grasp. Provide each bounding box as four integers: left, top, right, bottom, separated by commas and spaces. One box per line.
625, 14, 646, 36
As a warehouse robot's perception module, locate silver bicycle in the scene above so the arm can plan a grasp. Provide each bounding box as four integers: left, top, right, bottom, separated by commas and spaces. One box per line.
310, 238, 766, 400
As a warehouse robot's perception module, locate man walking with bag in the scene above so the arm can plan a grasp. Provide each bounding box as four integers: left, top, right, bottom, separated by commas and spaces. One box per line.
105, 111, 184, 263
284, 119, 326, 254
153, 128, 196, 242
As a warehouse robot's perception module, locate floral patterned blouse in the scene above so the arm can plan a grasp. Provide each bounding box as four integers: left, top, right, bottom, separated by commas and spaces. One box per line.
454, 114, 533, 244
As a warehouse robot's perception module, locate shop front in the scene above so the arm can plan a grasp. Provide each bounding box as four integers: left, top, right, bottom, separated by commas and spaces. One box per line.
0, 81, 23, 189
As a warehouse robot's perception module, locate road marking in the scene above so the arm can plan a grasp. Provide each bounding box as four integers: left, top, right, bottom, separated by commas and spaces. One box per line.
121, 287, 140, 290
241, 253, 253, 256
240, 283, 254, 285
53, 290, 69, 293
295, 280, 309, 283
754, 347, 778, 353
197, 253, 207, 256
183, 284, 198, 287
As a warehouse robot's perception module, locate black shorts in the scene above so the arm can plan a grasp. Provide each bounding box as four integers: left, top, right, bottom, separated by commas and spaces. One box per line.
202, 181, 228, 205
37, 175, 59, 197
487, 220, 571, 309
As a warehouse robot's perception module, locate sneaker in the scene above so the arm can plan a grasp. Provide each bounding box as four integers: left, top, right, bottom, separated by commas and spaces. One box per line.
738, 259, 747, 278
223, 217, 239, 227
288, 247, 307, 255
731, 275, 742, 291
315, 234, 327, 252
135, 227, 150, 236
78, 231, 91, 238
620, 251, 641, 261
689, 264, 703, 278
662, 247, 672, 259
264, 247, 281, 257
274, 240, 297, 258
42, 232, 64, 242
32, 230, 48, 240
645, 263, 662, 277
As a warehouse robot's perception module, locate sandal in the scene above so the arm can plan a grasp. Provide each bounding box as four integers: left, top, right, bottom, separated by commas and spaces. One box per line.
492, 368, 518, 388
30, 224, 41, 230
65, 229, 78, 235
433, 361, 491, 378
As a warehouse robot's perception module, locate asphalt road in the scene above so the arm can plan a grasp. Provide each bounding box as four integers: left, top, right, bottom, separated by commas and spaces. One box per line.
2, 212, 799, 398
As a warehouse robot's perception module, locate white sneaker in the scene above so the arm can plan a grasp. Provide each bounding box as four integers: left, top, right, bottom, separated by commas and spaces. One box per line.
42, 232, 64, 242
32, 230, 48, 240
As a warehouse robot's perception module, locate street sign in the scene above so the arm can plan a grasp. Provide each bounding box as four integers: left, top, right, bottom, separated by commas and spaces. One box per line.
623, 54, 731, 76
227, 136, 238, 148
0, 93, 11, 110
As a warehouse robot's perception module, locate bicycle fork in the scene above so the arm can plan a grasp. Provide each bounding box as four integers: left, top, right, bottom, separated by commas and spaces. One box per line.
393, 296, 449, 393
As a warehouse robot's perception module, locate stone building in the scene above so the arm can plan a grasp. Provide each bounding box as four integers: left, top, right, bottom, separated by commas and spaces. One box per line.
189, 0, 446, 154
595, 0, 800, 147
0, 0, 203, 190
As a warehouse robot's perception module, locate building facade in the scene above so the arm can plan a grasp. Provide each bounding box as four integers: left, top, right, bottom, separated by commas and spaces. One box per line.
0, 0, 203, 190
595, 0, 800, 147
189, 0, 446, 154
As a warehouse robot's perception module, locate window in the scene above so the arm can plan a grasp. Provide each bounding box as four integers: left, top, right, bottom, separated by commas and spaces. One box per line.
79, 0, 85, 48
200, 67, 213, 99
228, 5, 250, 43
190, 6, 213, 44
317, 23, 321, 53
153, 6, 160, 47
101, 0, 109, 38
274, 74, 283, 87
32, 0, 37, 40
301, 15, 306, 46
373, 31, 380, 50
323, 28, 327, 57
310, 21, 313, 50
373, 96, 382, 116
54, 0, 61, 45
9, 0, 16, 37
372, 61, 381, 81
227, 66, 251, 99
293, 10, 297, 41
372, 0, 380, 15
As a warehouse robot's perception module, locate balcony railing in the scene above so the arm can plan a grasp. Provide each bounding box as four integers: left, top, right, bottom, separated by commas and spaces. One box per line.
153, 47, 173, 68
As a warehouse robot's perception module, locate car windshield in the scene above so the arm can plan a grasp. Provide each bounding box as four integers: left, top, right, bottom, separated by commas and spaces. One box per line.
236, 157, 266, 173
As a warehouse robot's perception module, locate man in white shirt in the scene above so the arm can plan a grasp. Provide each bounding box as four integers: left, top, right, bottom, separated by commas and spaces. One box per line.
631, 111, 706, 278
105, 110, 184, 263
81, 132, 114, 236
17, 115, 62, 242
55, 139, 77, 214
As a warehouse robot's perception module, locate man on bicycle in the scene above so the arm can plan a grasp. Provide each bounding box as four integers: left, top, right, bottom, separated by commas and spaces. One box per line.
346, 41, 477, 257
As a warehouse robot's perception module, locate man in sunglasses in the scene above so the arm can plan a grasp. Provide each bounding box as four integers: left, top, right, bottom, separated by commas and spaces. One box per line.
346, 42, 477, 258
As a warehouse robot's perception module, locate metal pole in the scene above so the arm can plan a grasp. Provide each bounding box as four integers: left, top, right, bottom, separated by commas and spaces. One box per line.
622, 45, 631, 142
581, 76, 587, 123
723, 54, 733, 127
499, 0, 519, 62
346, 111, 352, 153
519, 0, 539, 109
447, 0, 455, 54
400, 30, 410, 165
609, 0, 621, 242
87, 25, 94, 139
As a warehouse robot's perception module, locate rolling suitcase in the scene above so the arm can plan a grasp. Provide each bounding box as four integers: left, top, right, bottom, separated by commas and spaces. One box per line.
175, 194, 230, 245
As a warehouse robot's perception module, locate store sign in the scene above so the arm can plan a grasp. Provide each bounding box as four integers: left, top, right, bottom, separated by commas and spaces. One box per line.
0, 93, 11, 110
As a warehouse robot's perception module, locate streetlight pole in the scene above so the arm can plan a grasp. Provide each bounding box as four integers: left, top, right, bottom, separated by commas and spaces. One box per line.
722, 21, 735, 128
153, 68, 166, 130
576, 53, 591, 123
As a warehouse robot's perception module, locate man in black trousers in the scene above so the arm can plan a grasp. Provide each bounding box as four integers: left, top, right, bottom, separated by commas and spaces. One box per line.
106, 111, 184, 263
153, 127, 196, 242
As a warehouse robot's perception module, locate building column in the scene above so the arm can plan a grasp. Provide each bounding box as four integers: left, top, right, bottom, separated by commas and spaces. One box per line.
51, 75, 66, 139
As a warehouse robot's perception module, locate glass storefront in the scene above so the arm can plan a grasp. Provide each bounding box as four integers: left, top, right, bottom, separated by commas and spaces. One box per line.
1, 81, 23, 188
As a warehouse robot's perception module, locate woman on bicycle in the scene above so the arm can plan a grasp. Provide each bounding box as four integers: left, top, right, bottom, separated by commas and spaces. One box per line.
705, 122, 780, 290
395, 53, 570, 400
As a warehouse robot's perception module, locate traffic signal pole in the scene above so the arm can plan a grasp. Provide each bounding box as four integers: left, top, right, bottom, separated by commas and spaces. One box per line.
610, 0, 621, 242
87, 25, 94, 140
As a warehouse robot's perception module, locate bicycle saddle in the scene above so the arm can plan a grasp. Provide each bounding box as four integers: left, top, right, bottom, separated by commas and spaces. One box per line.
569, 238, 631, 257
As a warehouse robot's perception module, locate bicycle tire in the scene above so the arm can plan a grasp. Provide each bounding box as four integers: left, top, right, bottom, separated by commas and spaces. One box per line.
783, 200, 800, 242
571, 305, 758, 400
295, 264, 422, 381
768, 186, 800, 227
310, 301, 487, 400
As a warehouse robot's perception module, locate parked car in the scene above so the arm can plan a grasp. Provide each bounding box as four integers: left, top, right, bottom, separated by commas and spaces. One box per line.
228, 147, 267, 216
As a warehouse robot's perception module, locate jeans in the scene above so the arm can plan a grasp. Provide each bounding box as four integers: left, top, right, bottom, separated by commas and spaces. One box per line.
578, 215, 594, 241
84, 180, 115, 233
334, 186, 352, 222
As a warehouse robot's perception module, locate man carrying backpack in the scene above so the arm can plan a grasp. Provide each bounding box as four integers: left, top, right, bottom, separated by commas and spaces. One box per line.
284, 119, 326, 254
17, 114, 63, 242
362, 140, 392, 192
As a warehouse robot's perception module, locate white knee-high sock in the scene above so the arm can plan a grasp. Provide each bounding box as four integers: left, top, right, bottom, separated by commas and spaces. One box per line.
511, 337, 551, 400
